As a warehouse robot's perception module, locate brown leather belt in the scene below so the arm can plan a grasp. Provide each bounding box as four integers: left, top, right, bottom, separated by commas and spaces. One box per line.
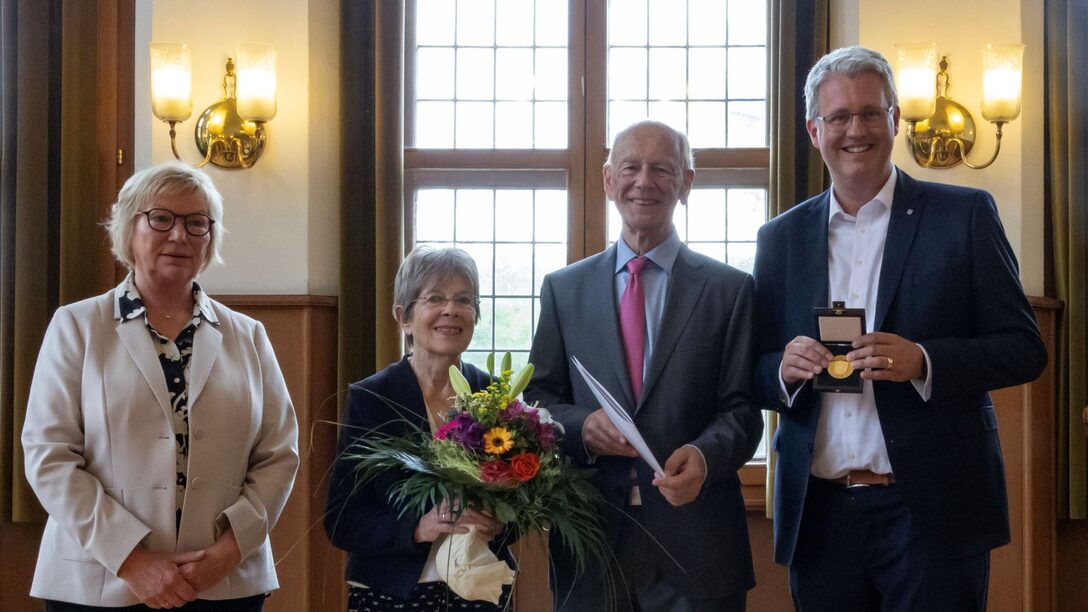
827, 470, 895, 488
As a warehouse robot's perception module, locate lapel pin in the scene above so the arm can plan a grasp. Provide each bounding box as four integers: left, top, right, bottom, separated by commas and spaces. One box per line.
907, 209, 914, 215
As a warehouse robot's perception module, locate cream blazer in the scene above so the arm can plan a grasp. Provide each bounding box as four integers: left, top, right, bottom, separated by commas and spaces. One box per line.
22, 282, 299, 606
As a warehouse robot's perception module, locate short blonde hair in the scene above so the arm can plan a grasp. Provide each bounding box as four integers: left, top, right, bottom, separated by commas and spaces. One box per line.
105, 161, 225, 272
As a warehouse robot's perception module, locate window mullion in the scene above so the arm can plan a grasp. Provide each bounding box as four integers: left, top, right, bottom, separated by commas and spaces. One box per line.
566, 0, 589, 264
583, 0, 608, 257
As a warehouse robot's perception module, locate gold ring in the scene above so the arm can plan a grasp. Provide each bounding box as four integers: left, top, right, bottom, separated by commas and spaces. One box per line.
886, 357, 894, 369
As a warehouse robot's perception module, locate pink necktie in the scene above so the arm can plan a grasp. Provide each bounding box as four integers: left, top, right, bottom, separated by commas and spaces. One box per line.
620, 257, 649, 401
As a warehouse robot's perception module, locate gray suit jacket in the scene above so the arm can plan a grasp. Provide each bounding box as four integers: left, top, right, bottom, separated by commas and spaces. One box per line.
525, 242, 762, 603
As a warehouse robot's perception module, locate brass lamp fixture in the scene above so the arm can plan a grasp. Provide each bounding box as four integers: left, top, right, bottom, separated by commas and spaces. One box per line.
150, 42, 277, 169
895, 43, 1024, 169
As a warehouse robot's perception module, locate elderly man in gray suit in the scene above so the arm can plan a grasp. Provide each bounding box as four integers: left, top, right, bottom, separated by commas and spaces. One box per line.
525, 120, 763, 612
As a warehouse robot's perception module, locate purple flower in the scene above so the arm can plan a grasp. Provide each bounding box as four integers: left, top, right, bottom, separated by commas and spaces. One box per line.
537, 422, 557, 448
440, 411, 484, 450
500, 401, 527, 421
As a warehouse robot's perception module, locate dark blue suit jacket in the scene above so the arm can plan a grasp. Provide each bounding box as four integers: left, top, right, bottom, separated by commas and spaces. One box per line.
324, 357, 513, 598
752, 170, 1046, 566
526, 243, 763, 603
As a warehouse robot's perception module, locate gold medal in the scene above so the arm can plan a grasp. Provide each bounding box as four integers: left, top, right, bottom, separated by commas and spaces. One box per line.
827, 355, 853, 379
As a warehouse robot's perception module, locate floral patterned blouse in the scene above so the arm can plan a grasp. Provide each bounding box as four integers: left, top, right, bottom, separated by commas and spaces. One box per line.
117, 274, 219, 527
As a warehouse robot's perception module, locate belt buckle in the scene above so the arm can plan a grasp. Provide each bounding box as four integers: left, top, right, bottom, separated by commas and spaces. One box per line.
845, 473, 870, 488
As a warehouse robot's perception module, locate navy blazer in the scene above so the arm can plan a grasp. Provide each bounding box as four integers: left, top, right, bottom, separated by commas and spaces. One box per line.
752, 169, 1047, 565
526, 242, 763, 601
324, 356, 512, 598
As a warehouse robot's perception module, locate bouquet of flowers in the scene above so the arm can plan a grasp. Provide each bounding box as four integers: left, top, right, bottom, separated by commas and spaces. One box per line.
348, 353, 607, 603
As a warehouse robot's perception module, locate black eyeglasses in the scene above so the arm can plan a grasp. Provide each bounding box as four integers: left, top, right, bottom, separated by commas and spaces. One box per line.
139, 208, 215, 237
814, 106, 894, 131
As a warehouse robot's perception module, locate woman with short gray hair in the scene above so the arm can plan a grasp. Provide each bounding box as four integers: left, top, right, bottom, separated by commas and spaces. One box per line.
326, 245, 514, 611
392, 245, 482, 347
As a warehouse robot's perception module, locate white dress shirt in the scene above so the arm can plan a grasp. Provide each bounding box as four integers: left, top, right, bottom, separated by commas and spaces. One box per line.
780, 169, 932, 479
812, 171, 897, 479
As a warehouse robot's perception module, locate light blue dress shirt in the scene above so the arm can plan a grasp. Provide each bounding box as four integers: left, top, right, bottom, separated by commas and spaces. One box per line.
614, 232, 681, 392
613, 231, 705, 489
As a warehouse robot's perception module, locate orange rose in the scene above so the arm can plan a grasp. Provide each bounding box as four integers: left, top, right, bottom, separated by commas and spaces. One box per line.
510, 452, 540, 482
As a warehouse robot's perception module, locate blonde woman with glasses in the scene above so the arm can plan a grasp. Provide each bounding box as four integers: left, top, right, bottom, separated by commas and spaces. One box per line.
22, 161, 299, 611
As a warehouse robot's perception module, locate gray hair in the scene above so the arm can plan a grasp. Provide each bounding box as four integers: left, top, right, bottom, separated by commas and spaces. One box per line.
804, 46, 898, 120
606, 120, 695, 175
105, 161, 225, 272
393, 245, 481, 348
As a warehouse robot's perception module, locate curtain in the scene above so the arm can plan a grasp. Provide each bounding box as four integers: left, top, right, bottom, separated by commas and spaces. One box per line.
1, 0, 123, 523
338, 0, 405, 392
1047, 0, 1088, 519
1, 0, 61, 523
769, 1, 830, 218
764, 0, 830, 518
373, 0, 405, 373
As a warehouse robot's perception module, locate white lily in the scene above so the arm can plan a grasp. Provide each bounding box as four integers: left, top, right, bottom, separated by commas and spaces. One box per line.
448, 364, 472, 396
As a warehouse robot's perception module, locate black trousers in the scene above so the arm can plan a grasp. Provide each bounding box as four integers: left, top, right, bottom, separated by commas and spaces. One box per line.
789, 477, 990, 612
44, 594, 266, 612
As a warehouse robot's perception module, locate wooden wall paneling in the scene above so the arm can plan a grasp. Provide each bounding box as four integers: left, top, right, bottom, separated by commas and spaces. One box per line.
217, 296, 344, 612
1024, 299, 1058, 611
0, 521, 44, 612
989, 298, 1059, 611
741, 463, 768, 510
511, 530, 551, 611
992, 382, 1028, 609
1057, 518, 1088, 611
746, 512, 792, 611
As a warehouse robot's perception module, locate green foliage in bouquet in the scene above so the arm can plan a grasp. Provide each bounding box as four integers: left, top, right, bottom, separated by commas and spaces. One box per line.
347, 353, 608, 574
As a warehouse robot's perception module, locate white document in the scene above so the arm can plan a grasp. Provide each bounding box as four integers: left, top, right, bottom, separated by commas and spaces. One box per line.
571, 356, 664, 476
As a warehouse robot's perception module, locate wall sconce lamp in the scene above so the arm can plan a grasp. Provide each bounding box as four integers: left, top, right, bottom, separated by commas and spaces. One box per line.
150, 42, 277, 170
895, 42, 1024, 169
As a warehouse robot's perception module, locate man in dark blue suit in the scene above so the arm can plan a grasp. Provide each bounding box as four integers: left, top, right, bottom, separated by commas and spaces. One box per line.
752, 47, 1046, 611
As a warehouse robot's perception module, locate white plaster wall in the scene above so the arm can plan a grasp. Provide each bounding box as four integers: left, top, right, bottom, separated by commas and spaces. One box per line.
1018, 0, 1045, 297
832, 0, 1045, 295
136, 0, 339, 295
306, 0, 341, 297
